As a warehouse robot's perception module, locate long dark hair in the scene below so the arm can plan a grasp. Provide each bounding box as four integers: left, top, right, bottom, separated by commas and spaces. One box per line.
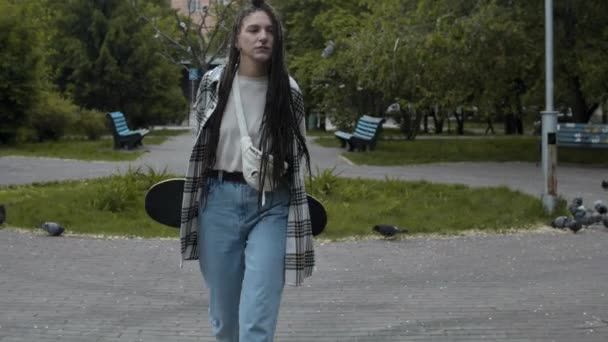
203, 0, 310, 199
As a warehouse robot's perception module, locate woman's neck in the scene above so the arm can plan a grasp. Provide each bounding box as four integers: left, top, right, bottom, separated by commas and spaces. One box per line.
238, 58, 269, 77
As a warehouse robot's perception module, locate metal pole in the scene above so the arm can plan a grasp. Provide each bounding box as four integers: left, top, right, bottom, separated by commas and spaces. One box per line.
190, 78, 195, 126
541, 0, 558, 213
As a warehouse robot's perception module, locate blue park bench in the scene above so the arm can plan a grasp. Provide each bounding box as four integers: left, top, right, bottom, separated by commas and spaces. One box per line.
106, 111, 149, 150
334, 115, 386, 152
557, 123, 608, 149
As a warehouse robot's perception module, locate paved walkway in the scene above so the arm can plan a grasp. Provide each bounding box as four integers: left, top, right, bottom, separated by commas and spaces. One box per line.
1, 133, 608, 341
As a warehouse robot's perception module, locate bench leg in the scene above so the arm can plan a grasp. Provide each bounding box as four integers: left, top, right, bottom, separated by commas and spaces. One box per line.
347, 140, 356, 152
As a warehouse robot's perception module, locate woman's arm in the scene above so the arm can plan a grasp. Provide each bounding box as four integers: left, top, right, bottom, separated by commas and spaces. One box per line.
190, 70, 216, 137
289, 77, 307, 138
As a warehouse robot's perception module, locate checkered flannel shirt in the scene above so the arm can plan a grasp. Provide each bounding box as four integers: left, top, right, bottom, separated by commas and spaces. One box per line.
179, 65, 315, 286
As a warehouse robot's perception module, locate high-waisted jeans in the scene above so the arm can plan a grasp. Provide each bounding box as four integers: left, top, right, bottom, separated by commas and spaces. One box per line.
198, 176, 289, 342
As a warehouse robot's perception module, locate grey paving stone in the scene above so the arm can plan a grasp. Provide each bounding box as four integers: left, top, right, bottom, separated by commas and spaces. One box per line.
1, 229, 608, 341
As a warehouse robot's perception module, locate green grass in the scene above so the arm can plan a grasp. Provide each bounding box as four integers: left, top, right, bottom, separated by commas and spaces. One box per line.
315, 136, 608, 166
0, 129, 190, 162
0, 167, 178, 238
0, 168, 565, 240
307, 129, 335, 138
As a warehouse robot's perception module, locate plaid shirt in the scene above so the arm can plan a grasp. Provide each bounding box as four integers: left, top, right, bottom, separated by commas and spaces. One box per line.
180, 65, 315, 286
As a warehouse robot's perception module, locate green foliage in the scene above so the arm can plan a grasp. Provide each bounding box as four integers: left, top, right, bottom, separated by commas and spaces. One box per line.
91, 166, 171, 213
304, 174, 559, 238
315, 136, 608, 167
282, 0, 608, 134
77, 108, 108, 140
0, 0, 44, 144
49, 0, 186, 127
29, 91, 78, 142
307, 167, 342, 197
14, 127, 38, 144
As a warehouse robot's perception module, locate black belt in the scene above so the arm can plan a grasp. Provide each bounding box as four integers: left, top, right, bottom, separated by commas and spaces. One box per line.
207, 170, 247, 183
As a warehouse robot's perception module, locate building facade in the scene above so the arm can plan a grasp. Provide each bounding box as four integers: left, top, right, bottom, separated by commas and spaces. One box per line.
169, 0, 216, 26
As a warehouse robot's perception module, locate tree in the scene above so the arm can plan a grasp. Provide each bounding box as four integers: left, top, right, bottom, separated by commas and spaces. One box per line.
551, 1, 608, 122
132, 0, 242, 74
0, 0, 46, 143
50, 0, 186, 127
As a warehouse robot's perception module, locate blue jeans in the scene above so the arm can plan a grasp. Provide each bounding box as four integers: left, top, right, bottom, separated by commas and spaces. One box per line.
198, 177, 289, 342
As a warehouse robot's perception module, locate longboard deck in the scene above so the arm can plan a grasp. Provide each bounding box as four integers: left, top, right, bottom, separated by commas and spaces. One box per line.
145, 178, 327, 235
144, 178, 184, 228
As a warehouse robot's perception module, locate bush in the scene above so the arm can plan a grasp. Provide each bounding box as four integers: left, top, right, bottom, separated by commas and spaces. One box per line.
14, 127, 38, 144
327, 109, 360, 131
29, 91, 77, 141
91, 166, 171, 213
77, 108, 108, 140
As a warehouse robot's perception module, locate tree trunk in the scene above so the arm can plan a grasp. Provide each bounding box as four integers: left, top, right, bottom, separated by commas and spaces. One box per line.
431, 112, 444, 134
423, 114, 429, 133
453, 111, 465, 135
570, 76, 588, 122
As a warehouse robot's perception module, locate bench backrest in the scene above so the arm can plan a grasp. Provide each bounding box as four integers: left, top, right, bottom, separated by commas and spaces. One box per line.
352, 115, 385, 140
557, 123, 608, 148
107, 112, 132, 136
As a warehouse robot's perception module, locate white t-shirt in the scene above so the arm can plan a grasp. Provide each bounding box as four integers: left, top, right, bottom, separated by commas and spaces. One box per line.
215, 74, 268, 172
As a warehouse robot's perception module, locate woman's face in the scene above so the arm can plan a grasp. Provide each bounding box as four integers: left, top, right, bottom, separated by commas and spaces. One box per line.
236, 10, 274, 66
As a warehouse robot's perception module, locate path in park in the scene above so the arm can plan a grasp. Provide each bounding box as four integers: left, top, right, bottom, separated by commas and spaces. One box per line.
1, 133, 608, 341
1, 133, 606, 203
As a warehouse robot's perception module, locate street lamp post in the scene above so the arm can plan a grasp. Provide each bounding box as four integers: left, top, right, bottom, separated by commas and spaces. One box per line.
541, 0, 558, 213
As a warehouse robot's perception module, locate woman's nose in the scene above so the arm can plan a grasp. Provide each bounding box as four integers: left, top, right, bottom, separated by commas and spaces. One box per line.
259, 30, 268, 42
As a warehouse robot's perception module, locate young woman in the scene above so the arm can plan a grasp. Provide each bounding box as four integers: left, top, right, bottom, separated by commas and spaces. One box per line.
179, 0, 314, 341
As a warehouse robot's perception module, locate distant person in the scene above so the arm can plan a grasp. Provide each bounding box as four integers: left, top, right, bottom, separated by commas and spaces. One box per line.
179, 0, 315, 341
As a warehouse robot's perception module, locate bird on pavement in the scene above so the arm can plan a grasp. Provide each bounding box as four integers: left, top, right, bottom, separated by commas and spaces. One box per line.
373, 224, 408, 238
551, 216, 583, 232
0, 204, 5, 225
35, 222, 65, 236
550, 216, 569, 229
602, 180, 608, 190
594, 200, 607, 215
568, 198, 583, 216
568, 219, 583, 233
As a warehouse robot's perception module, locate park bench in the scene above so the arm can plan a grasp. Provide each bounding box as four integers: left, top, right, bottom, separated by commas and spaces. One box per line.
334, 115, 386, 151
106, 111, 149, 150
557, 123, 608, 149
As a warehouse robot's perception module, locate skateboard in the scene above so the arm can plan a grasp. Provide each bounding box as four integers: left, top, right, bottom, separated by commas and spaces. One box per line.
145, 178, 327, 236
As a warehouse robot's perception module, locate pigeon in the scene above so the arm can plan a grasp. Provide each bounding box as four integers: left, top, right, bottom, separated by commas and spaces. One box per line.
568, 219, 583, 233
602, 180, 608, 190
550, 216, 569, 229
594, 200, 608, 215
35, 222, 65, 236
568, 198, 583, 216
0, 204, 5, 225
551, 216, 583, 232
578, 213, 601, 226
373, 224, 408, 238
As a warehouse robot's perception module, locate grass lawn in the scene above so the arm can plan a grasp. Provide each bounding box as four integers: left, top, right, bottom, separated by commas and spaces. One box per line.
0, 169, 565, 240
0, 129, 190, 162
315, 136, 608, 166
